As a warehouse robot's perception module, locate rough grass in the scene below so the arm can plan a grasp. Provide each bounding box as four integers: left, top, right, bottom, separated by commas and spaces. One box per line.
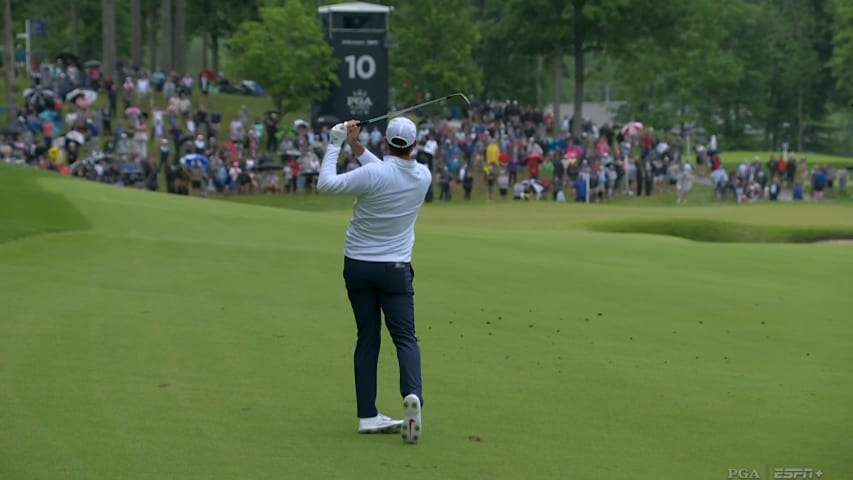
723, 150, 852, 166
0, 164, 89, 243
587, 218, 853, 243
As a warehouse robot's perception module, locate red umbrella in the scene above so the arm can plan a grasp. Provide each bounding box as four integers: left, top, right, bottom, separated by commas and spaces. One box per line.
621, 121, 644, 137
527, 152, 544, 163
499, 152, 510, 163
565, 145, 583, 158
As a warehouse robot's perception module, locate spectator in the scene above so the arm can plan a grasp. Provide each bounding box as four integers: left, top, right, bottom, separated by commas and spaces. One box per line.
461, 163, 474, 200
836, 168, 848, 195
792, 182, 804, 201
497, 166, 510, 200
769, 177, 781, 201
438, 166, 452, 200
812, 165, 827, 201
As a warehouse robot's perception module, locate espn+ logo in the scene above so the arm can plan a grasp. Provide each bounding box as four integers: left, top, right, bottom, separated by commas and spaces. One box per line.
727, 468, 824, 479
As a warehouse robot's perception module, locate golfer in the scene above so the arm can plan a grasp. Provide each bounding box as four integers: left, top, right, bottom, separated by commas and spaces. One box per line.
317, 117, 431, 444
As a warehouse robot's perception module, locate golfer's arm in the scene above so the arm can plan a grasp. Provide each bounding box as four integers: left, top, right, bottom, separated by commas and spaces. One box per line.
357, 149, 382, 165
317, 144, 373, 195
347, 140, 381, 165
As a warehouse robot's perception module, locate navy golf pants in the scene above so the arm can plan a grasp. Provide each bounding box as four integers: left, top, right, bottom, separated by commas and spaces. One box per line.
343, 256, 423, 418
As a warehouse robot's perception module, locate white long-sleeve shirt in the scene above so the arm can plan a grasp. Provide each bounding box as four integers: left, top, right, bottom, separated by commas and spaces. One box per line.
318, 145, 432, 262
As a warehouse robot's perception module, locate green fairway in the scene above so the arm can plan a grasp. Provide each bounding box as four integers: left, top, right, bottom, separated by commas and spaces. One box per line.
1, 163, 852, 480
719, 151, 853, 167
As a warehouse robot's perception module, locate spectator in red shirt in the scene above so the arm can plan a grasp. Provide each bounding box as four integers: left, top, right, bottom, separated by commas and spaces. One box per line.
41, 119, 54, 148
528, 155, 540, 179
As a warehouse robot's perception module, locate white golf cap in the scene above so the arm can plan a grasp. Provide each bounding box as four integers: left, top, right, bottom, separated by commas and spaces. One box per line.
386, 117, 417, 148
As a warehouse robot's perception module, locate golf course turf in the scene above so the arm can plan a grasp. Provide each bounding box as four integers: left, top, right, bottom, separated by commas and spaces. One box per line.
1, 163, 852, 479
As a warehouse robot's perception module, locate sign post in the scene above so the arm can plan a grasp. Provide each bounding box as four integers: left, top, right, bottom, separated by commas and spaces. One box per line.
15, 20, 30, 77
316, 2, 392, 131
14, 20, 45, 78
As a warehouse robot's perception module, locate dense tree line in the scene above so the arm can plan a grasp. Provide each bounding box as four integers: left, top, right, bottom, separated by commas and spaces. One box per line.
4, 0, 853, 153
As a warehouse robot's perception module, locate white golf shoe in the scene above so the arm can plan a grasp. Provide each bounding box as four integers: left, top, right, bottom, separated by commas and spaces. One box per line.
401, 394, 422, 444
357, 413, 403, 433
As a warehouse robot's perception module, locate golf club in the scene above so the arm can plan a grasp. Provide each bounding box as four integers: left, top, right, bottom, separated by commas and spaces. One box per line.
355, 93, 471, 127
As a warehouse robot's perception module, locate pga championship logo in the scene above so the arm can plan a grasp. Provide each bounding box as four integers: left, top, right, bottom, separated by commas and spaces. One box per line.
347, 89, 373, 116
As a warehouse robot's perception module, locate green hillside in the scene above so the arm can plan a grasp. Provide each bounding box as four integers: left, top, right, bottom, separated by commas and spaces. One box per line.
1, 164, 852, 480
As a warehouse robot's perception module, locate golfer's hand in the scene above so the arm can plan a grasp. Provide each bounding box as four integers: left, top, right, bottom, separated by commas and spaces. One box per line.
346, 120, 365, 156
330, 123, 347, 146
346, 120, 361, 145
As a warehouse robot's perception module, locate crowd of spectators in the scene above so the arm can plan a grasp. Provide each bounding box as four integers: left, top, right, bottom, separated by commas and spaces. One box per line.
3, 58, 850, 204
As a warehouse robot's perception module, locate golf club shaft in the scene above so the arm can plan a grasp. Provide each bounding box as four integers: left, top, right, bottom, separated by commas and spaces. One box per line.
356, 93, 470, 127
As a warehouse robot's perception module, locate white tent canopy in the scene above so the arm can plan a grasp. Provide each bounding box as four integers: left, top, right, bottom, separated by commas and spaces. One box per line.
318, 2, 393, 14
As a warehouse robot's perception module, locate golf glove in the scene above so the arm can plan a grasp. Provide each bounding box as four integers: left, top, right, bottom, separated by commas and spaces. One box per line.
330, 122, 348, 146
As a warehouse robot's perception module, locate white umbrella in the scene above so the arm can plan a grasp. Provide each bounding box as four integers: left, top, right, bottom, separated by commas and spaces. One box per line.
621, 121, 644, 137
65, 88, 98, 104
23, 88, 55, 98
66, 130, 86, 145
294, 119, 309, 128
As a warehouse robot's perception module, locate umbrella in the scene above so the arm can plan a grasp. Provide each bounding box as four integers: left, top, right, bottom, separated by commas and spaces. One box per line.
125, 106, 141, 117
294, 119, 309, 128
258, 163, 283, 171
65, 88, 98, 104
499, 152, 510, 163
66, 130, 86, 145
38, 110, 57, 122
181, 153, 209, 167
56, 52, 79, 67
549, 139, 567, 151
84, 60, 101, 68
120, 163, 143, 175
621, 121, 644, 137
527, 152, 544, 163
566, 145, 583, 159
23, 88, 55, 99
313, 115, 340, 126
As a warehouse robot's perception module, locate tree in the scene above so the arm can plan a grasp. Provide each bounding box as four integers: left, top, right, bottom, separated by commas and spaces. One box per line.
173, 0, 186, 73
130, 0, 142, 66
505, 0, 683, 138
388, 0, 483, 113
160, 0, 172, 70
229, 0, 338, 113
831, 0, 853, 104
187, 0, 261, 74
3, 0, 16, 125
473, 0, 538, 105
102, 0, 116, 81
765, 0, 833, 153
70, 0, 79, 53
148, 0, 158, 69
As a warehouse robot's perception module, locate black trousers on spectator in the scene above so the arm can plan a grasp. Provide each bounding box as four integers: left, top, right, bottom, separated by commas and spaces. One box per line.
343, 256, 423, 419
